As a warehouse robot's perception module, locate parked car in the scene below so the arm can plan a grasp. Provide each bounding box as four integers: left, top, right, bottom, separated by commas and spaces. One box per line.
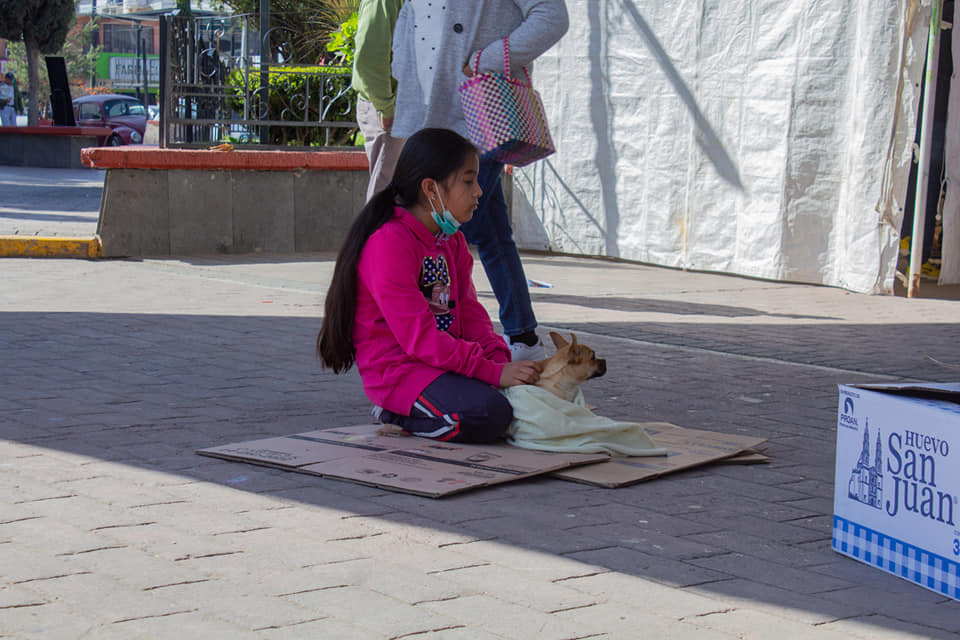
72, 94, 148, 146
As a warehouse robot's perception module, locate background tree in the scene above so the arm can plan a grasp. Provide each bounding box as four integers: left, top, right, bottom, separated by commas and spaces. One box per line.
218, 0, 357, 63
0, 0, 76, 125
6, 18, 101, 116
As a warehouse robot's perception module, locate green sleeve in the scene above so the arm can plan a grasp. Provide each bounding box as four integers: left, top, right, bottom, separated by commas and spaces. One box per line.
352, 0, 403, 118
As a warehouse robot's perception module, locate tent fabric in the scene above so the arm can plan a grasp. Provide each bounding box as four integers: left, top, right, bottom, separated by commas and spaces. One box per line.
941, 15, 960, 284
511, 0, 940, 292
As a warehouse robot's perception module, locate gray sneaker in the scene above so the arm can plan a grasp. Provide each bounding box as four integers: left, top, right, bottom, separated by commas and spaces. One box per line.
507, 337, 546, 362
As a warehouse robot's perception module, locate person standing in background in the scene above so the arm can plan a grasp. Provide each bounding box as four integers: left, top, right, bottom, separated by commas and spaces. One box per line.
353, 0, 406, 201
390, 0, 569, 361
0, 72, 18, 126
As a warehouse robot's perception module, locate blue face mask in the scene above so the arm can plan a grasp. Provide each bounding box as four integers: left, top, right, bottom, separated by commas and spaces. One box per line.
429, 189, 460, 235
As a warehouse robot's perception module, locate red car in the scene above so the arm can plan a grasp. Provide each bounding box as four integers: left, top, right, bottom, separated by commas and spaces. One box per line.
72, 94, 148, 146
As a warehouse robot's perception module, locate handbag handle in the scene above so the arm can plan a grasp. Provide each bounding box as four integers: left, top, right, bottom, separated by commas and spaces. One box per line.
470, 36, 533, 85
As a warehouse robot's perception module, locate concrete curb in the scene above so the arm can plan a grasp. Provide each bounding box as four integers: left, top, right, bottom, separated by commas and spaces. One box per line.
0, 235, 102, 259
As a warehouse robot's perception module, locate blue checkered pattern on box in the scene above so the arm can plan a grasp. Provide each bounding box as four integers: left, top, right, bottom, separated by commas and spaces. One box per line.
833, 516, 960, 600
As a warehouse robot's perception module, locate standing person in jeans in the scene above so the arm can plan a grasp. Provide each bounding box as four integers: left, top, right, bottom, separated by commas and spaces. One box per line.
0, 73, 18, 127
390, 0, 569, 361
353, 0, 406, 201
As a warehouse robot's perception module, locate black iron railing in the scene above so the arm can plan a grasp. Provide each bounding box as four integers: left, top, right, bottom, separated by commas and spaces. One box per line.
159, 13, 358, 149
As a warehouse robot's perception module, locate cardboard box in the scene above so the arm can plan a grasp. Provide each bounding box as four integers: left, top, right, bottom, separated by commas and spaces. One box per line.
198, 424, 608, 498
833, 383, 960, 601
551, 422, 768, 487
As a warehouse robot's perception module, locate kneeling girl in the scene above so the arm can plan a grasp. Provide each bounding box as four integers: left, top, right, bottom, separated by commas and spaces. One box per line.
317, 128, 541, 443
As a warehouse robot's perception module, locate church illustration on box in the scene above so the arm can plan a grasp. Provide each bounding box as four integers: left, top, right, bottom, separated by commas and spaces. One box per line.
849, 422, 883, 509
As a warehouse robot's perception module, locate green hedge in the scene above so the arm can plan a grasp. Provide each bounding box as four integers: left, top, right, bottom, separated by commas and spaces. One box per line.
226, 64, 359, 146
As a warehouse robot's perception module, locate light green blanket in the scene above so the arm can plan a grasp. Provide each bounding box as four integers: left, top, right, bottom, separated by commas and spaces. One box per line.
503, 385, 669, 456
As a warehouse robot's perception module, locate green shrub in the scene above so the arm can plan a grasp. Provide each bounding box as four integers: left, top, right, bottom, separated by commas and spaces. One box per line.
325, 11, 358, 67
226, 64, 358, 146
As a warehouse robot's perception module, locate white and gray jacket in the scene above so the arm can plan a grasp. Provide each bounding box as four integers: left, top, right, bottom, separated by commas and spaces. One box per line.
390, 0, 569, 139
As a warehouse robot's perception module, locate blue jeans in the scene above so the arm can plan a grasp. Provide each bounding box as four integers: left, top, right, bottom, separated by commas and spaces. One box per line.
459, 158, 537, 337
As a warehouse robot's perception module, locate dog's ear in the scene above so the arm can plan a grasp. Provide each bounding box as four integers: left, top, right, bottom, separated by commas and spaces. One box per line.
569, 333, 578, 347
549, 331, 569, 349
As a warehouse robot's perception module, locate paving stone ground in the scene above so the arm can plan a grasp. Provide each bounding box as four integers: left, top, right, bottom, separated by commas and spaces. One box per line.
2, 168, 960, 639
0, 167, 104, 238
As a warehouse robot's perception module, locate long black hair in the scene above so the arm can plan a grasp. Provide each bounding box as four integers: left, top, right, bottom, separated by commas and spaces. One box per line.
317, 128, 478, 372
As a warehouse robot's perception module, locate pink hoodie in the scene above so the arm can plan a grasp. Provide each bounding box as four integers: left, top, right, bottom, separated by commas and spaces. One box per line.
353, 207, 511, 414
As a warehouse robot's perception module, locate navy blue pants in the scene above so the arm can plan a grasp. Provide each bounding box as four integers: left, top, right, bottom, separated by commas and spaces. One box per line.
379, 372, 513, 444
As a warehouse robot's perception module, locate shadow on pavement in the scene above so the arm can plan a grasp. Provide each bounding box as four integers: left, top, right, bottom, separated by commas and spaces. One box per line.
523, 292, 839, 319
2, 185, 105, 213
0, 211, 100, 223
4, 311, 960, 634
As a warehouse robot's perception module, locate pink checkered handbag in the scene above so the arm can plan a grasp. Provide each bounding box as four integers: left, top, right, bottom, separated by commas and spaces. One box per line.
458, 37, 556, 167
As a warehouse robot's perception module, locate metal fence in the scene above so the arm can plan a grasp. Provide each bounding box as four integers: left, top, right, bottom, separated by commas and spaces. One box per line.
159, 13, 358, 149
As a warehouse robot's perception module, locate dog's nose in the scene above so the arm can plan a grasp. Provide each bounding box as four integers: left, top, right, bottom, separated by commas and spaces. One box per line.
592, 359, 607, 378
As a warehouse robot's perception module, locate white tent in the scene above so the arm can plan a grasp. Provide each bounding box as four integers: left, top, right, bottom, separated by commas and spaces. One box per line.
512, 0, 958, 293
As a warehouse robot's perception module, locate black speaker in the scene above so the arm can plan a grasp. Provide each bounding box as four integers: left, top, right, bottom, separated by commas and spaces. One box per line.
45, 56, 76, 126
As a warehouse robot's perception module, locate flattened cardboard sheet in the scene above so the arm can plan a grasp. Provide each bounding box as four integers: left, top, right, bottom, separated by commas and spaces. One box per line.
552, 422, 768, 487
198, 424, 608, 498
195, 428, 401, 469
720, 451, 770, 465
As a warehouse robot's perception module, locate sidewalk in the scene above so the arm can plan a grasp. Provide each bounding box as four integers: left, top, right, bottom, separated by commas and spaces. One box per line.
0, 166, 103, 237
2, 169, 960, 638
0, 166, 104, 258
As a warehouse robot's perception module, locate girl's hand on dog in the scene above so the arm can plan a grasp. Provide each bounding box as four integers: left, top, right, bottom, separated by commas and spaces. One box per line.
499, 360, 542, 387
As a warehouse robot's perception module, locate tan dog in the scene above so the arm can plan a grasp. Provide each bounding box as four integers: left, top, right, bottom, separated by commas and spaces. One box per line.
534, 331, 607, 402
